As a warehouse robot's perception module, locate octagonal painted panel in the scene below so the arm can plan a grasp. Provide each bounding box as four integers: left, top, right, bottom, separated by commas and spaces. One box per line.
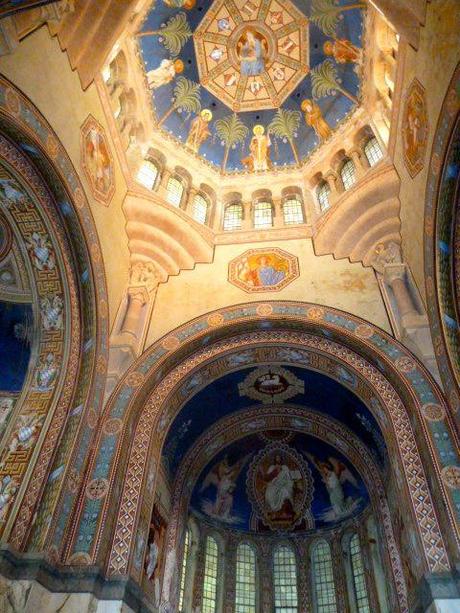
80, 115, 115, 206
194, 0, 309, 112
228, 247, 299, 292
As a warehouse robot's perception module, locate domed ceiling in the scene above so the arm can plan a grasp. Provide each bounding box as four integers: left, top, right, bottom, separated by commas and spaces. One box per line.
163, 364, 386, 533
138, 0, 365, 172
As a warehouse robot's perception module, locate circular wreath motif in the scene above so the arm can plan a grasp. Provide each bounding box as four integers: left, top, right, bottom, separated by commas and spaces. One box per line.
354, 324, 374, 339
86, 477, 109, 500
125, 371, 146, 388
394, 356, 416, 373
207, 313, 224, 327
103, 417, 123, 436
257, 304, 273, 316
162, 335, 181, 351
441, 465, 460, 490
421, 403, 446, 422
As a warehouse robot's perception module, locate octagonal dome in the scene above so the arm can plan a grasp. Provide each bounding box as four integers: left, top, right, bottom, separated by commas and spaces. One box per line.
137, 0, 365, 173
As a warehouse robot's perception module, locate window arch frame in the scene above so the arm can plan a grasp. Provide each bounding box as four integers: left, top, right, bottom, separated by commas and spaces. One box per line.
317, 180, 332, 212
192, 192, 210, 225
201, 535, 220, 613
310, 539, 338, 613
235, 541, 257, 613
273, 543, 299, 613
363, 136, 384, 167
166, 175, 185, 208
178, 527, 191, 613
282, 195, 305, 225
136, 159, 160, 191
340, 158, 357, 191
253, 199, 274, 229
223, 202, 243, 231
348, 532, 371, 613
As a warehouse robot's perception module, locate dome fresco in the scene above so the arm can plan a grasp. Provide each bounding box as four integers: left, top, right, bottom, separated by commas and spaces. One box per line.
138, 0, 365, 173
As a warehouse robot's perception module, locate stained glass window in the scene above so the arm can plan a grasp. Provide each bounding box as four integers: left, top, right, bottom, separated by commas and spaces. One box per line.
364, 137, 384, 167
166, 176, 184, 207
137, 161, 159, 190
350, 534, 371, 613
317, 181, 331, 212
254, 201, 273, 229
202, 536, 219, 613
223, 203, 243, 231
340, 159, 357, 191
312, 541, 337, 613
283, 197, 304, 225
274, 545, 298, 613
178, 529, 191, 612
235, 543, 256, 613
192, 194, 208, 224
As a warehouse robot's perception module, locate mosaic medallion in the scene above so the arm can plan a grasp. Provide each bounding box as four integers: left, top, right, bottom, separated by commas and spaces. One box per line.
228, 247, 299, 293
238, 365, 304, 404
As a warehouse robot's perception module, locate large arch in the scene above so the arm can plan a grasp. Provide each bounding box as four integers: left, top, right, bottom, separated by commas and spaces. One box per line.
424, 62, 460, 426
65, 301, 459, 606
0, 75, 109, 553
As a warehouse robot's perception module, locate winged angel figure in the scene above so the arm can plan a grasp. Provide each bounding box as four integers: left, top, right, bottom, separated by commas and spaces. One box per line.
305, 453, 362, 522
200, 455, 250, 523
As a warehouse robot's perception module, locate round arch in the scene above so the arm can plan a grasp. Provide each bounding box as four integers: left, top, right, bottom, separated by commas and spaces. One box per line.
67, 301, 459, 592
424, 61, 460, 419
0, 75, 109, 552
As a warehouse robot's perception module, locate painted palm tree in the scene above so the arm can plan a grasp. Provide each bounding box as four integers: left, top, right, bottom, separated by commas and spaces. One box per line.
311, 0, 365, 37
138, 13, 192, 56
268, 108, 301, 166
158, 77, 201, 126
311, 60, 358, 104
214, 113, 248, 173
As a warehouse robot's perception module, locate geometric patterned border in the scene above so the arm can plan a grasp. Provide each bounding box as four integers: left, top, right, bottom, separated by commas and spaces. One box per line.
424, 61, 460, 426
0, 75, 109, 552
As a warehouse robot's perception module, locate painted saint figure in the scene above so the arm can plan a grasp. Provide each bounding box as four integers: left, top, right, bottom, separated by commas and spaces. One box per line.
200, 455, 249, 522
301, 99, 332, 142
324, 39, 362, 64
237, 28, 267, 77
163, 0, 195, 8
146, 58, 184, 90
186, 109, 212, 153
85, 128, 112, 193
306, 453, 360, 520
264, 454, 301, 515
256, 255, 286, 286
242, 125, 271, 172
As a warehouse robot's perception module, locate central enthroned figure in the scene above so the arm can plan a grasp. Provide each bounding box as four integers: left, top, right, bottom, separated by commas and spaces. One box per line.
237, 28, 267, 76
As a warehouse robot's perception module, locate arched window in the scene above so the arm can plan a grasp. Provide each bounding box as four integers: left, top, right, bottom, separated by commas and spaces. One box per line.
235, 543, 256, 613
192, 194, 209, 224
273, 545, 298, 613
317, 181, 331, 212
178, 529, 191, 612
364, 137, 384, 167
350, 534, 371, 613
312, 541, 337, 613
223, 203, 243, 231
136, 160, 159, 190
253, 201, 273, 229
166, 176, 184, 207
202, 536, 219, 613
340, 159, 357, 191
283, 197, 304, 225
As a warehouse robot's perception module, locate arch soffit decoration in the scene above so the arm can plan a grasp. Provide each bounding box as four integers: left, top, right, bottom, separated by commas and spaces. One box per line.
67, 302, 458, 580
424, 62, 460, 424
0, 75, 109, 551
169, 405, 406, 609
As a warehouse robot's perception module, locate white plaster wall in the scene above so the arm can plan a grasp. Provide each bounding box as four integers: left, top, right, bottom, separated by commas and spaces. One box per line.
146, 238, 391, 346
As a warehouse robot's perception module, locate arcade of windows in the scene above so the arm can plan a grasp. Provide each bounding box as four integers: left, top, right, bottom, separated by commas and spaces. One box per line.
178, 529, 376, 613
135, 136, 383, 233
